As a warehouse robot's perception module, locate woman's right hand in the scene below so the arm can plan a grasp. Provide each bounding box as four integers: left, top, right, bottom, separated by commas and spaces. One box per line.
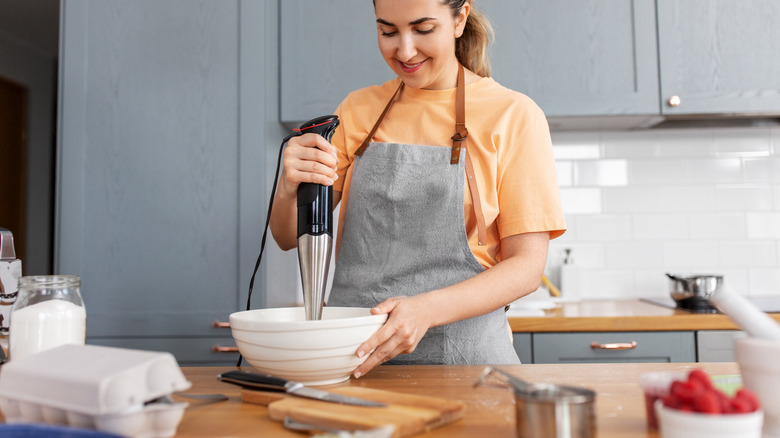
278, 133, 339, 199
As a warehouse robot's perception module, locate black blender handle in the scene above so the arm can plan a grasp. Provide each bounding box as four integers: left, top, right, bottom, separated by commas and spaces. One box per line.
296, 115, 340, 239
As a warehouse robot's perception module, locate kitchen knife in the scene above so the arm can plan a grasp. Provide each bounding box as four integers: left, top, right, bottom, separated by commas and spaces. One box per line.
216, 370, 386, 407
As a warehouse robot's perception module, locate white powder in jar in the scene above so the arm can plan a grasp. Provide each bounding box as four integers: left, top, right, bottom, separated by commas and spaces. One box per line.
9, 299, 86, 361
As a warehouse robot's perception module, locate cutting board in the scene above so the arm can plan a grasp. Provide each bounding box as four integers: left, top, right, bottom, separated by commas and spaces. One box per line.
241, 387, 465, 437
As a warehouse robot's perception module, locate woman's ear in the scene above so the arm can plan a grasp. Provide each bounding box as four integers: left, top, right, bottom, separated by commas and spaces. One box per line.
454, 3, 470, 38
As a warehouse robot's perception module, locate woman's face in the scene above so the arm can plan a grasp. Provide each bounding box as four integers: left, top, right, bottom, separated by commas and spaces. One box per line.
374, 0, 468, 90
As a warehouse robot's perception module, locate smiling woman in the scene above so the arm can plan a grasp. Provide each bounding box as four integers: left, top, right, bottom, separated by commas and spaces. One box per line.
270, 0, 565, 377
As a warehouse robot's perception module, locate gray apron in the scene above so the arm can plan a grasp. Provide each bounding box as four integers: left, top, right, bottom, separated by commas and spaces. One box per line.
328, 65, 520, 365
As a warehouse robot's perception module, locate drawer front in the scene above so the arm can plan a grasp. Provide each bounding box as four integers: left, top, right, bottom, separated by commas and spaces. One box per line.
696, 330, 745, 362
533, 331, 696, 364
88, 336, 240, 366
512, 333, 533, 364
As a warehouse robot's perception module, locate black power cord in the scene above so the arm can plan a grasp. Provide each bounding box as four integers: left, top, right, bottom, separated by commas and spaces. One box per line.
236, 133, 297, 367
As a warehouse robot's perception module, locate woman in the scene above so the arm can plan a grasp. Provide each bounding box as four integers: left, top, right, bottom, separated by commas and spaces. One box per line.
270, 0, 565, 378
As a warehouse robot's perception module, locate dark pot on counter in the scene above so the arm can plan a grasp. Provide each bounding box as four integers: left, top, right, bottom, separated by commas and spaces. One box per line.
666, 273, 723, 313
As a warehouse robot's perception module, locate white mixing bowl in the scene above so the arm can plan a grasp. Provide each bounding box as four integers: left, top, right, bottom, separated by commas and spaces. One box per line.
229, 307, 387, 386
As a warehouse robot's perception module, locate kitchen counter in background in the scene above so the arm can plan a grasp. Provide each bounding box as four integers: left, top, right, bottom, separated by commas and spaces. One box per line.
508, 299, 780, 333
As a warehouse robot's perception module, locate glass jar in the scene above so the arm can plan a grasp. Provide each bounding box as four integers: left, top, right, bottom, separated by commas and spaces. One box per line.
9, 275, 86, 361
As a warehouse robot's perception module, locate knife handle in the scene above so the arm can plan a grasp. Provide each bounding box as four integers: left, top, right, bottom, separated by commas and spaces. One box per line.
217, 370, 291, 391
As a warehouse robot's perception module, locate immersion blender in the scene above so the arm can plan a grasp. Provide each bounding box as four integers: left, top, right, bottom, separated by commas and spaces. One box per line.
295, 115, 340, 320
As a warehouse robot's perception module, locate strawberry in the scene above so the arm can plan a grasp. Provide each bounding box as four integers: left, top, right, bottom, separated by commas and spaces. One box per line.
730, 396, 753, 414
670, 380, 700, 404
735, 389, 762, 412
688, 368, 714, 390
693, 390, 721, 414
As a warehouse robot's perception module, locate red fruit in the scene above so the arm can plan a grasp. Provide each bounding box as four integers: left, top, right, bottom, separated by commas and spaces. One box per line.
663, 393, 682, 409
688, 368, 714, 390
693, 390, 722, 414
670, 380, 701, 404
717, 390, 733, 414
730, 396, 753, 414
734, 389, 762, 412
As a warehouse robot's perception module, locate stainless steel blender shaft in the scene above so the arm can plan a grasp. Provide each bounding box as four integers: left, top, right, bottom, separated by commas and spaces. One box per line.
297, 233, 332, 320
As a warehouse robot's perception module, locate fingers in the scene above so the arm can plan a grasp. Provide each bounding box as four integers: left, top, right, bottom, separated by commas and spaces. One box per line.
280, 133, 339, 196
353, 299, 427, 379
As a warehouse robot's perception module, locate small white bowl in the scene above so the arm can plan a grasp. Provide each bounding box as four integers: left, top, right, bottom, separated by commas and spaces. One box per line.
230, 307, 387, 386
655, 400, 763, 438
736, 336, 780, 437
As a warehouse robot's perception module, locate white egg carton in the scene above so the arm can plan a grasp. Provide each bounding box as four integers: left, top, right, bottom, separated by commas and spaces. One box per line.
0, 344, 191, 437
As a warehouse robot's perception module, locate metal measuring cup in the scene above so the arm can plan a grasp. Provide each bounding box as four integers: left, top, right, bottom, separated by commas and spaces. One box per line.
474, 367, 596, 438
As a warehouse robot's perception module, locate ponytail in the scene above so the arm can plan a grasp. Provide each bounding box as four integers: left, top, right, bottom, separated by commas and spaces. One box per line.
452, 1, 494, 77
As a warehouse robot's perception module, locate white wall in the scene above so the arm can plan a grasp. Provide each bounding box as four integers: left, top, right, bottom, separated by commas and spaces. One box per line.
546, 126, 780, 299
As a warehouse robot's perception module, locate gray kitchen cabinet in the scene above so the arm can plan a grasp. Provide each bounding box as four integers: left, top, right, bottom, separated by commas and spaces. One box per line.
279, 0, 393, 125
57, 1, 292, 365
279, 0, 661, 129
696, 330, 745, 363
657, 0, 780, 116
481, 0, 660, 122
512, 333, 533, 364
533, 332, 696, 364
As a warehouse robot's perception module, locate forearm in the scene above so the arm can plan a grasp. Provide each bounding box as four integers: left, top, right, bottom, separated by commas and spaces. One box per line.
269, 186, 298, 251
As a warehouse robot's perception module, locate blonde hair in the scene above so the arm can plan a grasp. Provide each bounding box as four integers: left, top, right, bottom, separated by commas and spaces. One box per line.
451, 0, 494, 77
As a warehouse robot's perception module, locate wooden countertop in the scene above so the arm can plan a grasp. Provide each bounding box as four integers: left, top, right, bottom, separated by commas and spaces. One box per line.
167, 363, 740, 437
508, 299, 780, 333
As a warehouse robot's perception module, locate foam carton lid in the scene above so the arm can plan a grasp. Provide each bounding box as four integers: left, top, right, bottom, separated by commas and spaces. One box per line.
0, 344, 191, 416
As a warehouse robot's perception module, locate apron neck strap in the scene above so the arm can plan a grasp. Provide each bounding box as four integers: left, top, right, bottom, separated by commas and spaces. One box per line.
353, 64, 487, 246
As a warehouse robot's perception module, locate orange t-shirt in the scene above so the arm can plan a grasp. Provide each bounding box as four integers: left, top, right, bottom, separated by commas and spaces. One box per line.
332, 77, 566, 268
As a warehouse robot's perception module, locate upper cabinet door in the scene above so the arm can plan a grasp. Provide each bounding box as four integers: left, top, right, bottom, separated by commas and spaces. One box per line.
280, 0, 392, 124
657, 0, 780, 115
481, 0, 659, 118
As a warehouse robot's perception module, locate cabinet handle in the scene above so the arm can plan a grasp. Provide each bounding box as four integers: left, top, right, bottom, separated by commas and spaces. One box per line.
212, 321, 230, 328
212, 345, 239, 353
590, 341, 637, 350
667, 95, 681, 107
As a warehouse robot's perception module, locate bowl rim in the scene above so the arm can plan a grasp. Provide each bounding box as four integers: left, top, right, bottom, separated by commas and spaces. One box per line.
229, 306, 388, 331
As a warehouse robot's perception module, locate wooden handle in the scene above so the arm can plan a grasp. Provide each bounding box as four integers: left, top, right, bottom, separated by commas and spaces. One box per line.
213, 345, 239, 353
212, 321, 230, 328
590, 341, 637, 350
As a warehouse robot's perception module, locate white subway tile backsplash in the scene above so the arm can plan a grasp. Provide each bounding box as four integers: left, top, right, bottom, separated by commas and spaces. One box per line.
576, 215, 632, 242
632, 214, 689, 240
744, 158, 780, 182
714, 128, 772, 158
748, 269, 780, 296
686, 158, 743, 184
746, 213, 780, 239
574, 160, 628, 186
602, 131, 657, 159
688, 213, 746, 239
629, 159, 688, 185
559, 188, 602, 214
717, 185, 773, 211
556, 161, 573, 187
655, 129, 714, 157
602, 187, 663, 212
720, 241, 777, 268
663, 242, 720, 268
660, 186, 718, 211
551, 126, 780, 298
605, 242, 664, 268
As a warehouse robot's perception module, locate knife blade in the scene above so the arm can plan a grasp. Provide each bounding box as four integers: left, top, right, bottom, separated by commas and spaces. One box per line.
216, 370, 386, 407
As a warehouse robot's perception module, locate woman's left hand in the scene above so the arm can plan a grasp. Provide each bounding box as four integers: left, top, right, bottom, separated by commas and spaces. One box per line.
352, 295, 434, 378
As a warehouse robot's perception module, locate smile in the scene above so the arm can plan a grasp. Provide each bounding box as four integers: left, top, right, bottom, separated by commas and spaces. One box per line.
399, 60, 425, 73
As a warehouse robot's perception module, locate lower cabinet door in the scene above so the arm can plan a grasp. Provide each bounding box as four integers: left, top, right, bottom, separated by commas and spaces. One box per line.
512, 333, 533, 364
89, 337, 240, 366
533, 331, 696, 364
